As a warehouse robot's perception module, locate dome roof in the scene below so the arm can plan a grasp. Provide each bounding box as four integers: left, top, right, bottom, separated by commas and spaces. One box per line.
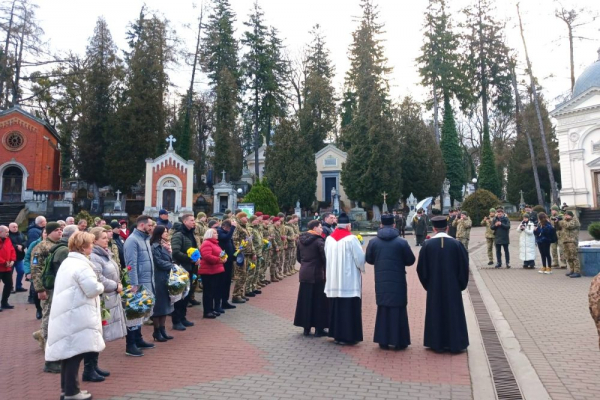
572, 48, 600, 98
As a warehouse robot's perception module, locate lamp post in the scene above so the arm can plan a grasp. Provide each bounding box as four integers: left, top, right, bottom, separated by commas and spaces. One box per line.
472, 177, 478, 191
235, 188, 243, 210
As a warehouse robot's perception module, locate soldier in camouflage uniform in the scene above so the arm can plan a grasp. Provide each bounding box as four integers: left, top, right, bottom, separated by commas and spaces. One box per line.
481, 208, 496, 265
284, 216, 296, 276
277, 215, 288, 278
290, 215, 301, 274
194, 212, 208, 248
550, 206, 567, 268
104, 225, 122, 269
559, 210, 581, 278
232, 212, 255, 302
271, 217, 284, 281
246, 216, 264, 295
30, 222, 63, 373
453, 211, 472, 250
589, 273, 600, 349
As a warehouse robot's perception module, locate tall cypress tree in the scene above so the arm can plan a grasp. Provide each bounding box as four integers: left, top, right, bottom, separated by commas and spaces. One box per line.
109, 8, 172, 192
299, 24, 337, 153
340, 0, 402, 206
440, 95, 465, 202
77, 17, 122, 187
202, 0, 241, 180
462, 0, 512, 197
264, 118, 316, 210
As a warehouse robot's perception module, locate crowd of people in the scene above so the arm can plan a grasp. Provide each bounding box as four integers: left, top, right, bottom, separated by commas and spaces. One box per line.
0, 209, 303, 400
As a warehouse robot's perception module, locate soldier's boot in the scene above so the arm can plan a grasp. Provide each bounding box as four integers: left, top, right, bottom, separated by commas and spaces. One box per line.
232, 296, 246, 304
565, 270, 574, 276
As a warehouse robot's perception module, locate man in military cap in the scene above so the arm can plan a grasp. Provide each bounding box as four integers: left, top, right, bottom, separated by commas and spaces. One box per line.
550, 206, 566, 269
412, 209, 428, 246
560, 211, 581, 278
416, 216, 469, 353
30, 222, 63, 373
481, 208, 496, 265
447, 209, 458, 239
453, 211, 472, 250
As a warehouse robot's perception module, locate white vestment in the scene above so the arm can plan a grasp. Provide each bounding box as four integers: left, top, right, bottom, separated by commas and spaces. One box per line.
324, 230, 365, 298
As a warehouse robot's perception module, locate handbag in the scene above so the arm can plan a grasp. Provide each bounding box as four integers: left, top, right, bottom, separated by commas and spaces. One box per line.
236, 252, 245, 266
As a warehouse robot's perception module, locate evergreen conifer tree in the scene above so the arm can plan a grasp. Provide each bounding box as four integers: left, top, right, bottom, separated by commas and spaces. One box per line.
440, 95, 465, 202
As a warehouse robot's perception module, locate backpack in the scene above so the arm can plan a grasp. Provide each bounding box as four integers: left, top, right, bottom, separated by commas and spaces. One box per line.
41, 242, 67, 290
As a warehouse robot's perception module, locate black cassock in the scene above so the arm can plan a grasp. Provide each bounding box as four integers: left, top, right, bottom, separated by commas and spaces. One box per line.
416, 234, 469, 353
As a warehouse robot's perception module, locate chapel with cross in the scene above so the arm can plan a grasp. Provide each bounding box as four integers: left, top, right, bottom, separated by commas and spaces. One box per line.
142, 135, 195, 218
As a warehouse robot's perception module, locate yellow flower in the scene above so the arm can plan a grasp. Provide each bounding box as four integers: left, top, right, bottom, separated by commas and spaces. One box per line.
127, 293, 133, 298
142, 295, 147, 299
146, 300, 152, 304
125, 301, 130, 306
138, 301, 143, 306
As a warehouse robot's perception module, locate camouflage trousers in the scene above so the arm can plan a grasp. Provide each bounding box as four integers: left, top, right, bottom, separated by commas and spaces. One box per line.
279, 249, 287, 277
458, 238, 469, 251
563, 242, 580, 273
41, 290, 54, 342
486, 238, 495, 263
245, 257, 261, 293
285, 247, 295, 274
233, 259, 248, 299
589, 273, 600, 349
551, 241, 566, 267
259, 254, 268, 282
289, 247, 297, 273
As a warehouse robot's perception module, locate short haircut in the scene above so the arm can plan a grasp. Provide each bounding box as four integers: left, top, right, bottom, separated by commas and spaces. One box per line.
181, 213, 194, 222
208, 220, 219, 228
35, 216, 46, 225
68, 231, 95, 253
277, 212, 285, 218
0, 225, 8, 233
322, 212, 332, 220
307, 220, 321, 230
89, 227, 107, 241
78, 219, 87, 225
234, 209, 242, 214
62, 225, 79, 238
221, 220, 232, 228
136, 215, 151, 225
204, 228, 217, 240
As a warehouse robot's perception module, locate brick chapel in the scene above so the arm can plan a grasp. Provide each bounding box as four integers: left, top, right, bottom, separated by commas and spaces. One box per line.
0, 106, 61, 203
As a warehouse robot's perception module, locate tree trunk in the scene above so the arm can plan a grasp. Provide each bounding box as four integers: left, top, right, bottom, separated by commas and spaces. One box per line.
253, 83, 260, 177
0, 0, 17, 109
432, 79, 440, 144
568, 24, 575, 92
517, 4, 560, 205
11, 7, 27, 107
509, 57, 544, 206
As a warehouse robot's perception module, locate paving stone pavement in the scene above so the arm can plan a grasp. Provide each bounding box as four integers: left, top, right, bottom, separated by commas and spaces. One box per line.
0, 237, 472, 400
470, 223, 600, 400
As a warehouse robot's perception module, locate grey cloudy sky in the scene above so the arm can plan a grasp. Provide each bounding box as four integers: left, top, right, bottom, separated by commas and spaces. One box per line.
37, 0, 600, 109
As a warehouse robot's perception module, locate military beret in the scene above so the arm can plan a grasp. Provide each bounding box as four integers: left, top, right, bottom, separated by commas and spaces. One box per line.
262, 215, 270, 220
255, 212, 263, 217
103, 225, 112, 231
565, 211, 574, 217
272, 217, 281, 223
551, 205, 560, 211
236, 212, 247, 219
249, 215, 257, 222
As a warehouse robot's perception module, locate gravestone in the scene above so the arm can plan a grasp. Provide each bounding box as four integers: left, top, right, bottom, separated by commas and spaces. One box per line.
442, 178, 451, 214
406, 193, 418, 228
294, 200, 302, 218
213, 170, 237, 214
349, 200, 367, 222
372, 205, 381, 222
381, 191, 389, 214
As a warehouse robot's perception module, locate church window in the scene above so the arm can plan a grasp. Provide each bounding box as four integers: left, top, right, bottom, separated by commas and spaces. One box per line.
2, 131, 26, 151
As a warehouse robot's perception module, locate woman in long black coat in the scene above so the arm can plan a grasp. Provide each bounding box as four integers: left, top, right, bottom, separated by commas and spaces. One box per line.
150, 226, 175, 342
294, 220, 329, 337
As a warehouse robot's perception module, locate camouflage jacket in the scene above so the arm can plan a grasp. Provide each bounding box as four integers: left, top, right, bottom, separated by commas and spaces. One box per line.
30, 238, 60, 293
249, 225, 264, 257
269, 224, 281, 251
194, 221, 207, 248
110, 241, 121, 269
453, 217, 472, 240
481, 217, 495, 239
284, 223, 296, 248
559, 218, 580, 243
232, 222, 255, 256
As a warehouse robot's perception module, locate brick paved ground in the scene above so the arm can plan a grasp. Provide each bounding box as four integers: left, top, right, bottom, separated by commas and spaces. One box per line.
470, 223, 600, 400
0, 238, 472, 400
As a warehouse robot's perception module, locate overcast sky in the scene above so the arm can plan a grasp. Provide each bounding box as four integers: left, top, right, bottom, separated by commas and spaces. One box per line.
36, 0, 600, 109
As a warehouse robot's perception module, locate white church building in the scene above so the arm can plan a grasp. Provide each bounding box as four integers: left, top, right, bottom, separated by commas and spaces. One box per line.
552, 49, 600, 208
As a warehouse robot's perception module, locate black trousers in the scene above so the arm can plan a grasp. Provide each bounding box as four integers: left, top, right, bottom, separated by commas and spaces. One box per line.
201, 273, 223, 315
416, 235, 425, 245
60, 352, 87, 396
495, 244, 510, 265
399, 228, 405, 238
538, 242, 552, 267
0, 271, 13, 305
220, 261, 234, 303
172, 269, 192, 323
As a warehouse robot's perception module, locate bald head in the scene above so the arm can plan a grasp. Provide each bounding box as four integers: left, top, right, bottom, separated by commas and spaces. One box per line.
8, 222, 18, 232
0, 225, 8, 237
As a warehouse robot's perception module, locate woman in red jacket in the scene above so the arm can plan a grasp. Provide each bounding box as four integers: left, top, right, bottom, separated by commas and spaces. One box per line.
199, 228, 225, 318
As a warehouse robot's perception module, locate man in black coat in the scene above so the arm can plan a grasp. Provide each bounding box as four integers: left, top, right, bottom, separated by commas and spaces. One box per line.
412, 209, 428, 246
416, 216, 469, 353
321, 213, 335, 237
365, 214, 415, 350
171, 214, 198, 330
447, 209, 458, 238
491, 207, 511, 268
8, 223, 27, 292
110, 221, 126, 268
217, 219, 236, 309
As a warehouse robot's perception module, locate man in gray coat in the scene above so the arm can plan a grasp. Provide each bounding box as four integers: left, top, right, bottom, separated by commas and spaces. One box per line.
123, 215, 155, 357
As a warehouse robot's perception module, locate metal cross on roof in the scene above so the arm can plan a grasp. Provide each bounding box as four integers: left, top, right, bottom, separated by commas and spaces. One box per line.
166, 134, 176, 150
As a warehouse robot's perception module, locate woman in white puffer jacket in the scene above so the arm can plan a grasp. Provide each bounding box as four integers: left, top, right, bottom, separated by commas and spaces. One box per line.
45, 232, 105, 400
517, 213, 537, 269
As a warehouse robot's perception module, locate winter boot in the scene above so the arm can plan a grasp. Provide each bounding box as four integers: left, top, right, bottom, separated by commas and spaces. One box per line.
82, 355, 105, 382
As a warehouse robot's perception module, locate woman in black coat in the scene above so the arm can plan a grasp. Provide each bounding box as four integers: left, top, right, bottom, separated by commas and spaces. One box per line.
150, 226, 175, 342
293, 220, 329, 337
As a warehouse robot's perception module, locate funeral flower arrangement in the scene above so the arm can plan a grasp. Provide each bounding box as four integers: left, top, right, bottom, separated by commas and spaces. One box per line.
355, 234, 364, 245
168, 265, 190, 296
262, 238, 271, 251
121, 285, 155, 320
219, 250, 228, 263
248, 261, 256, 271
187, 247, 201, 262
100, 299, 110, 326
234, 239, 249, 257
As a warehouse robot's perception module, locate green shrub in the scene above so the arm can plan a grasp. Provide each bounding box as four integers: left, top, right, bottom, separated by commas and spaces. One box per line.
533, 205, 546, 213
243, 179, 280, 216
75, 210, 95, 227
460, 189, 501, 227
588, 222, 600, 240
508, 212, 522, 221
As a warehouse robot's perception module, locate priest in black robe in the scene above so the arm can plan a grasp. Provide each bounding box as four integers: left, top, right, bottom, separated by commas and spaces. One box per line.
366, 214, 416, 350
416, 216, 470, 353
